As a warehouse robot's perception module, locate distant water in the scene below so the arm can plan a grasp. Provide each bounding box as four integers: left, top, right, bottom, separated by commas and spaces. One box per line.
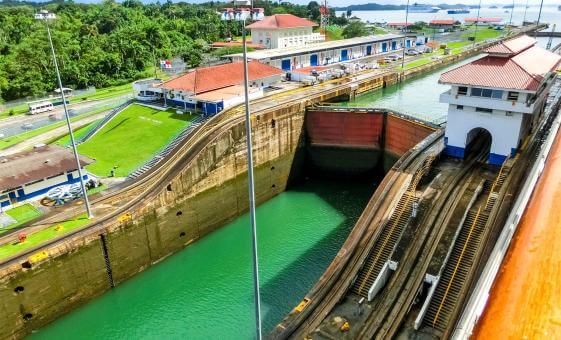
30, 177, 376, 339
338, 6, 561, 28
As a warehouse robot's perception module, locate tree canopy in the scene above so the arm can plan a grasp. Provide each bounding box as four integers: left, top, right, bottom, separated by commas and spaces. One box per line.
0, 0, 347, 102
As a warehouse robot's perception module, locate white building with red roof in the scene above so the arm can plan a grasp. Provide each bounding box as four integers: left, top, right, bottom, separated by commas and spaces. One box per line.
133, 61, 283, 115
246, 14, 324, 49
439, 35, 561, 165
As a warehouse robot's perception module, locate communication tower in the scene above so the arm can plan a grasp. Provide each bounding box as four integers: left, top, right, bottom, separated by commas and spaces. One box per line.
320, 0, 329, 31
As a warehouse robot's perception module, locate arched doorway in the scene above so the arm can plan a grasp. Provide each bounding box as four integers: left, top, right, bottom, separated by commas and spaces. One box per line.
464, 127, 492, 161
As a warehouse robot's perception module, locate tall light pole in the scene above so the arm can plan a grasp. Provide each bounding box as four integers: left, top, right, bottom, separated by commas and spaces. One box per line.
472, 0, 482, 48
508, 0, 515, 26
222, 8, 263, 340
401, 0, 410, 69
522, 0, 529, 25
35, 10, 93, 219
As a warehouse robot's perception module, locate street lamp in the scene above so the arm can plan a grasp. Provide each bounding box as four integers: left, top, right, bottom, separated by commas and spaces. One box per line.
472, 0, 482, 48
35, 10, 93, 219
401, 0, 410, 69
222, 8, 263, 340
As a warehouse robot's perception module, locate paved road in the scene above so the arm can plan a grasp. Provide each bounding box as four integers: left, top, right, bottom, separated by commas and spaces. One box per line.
0, 95, 131, 136
0, 110, 109, 156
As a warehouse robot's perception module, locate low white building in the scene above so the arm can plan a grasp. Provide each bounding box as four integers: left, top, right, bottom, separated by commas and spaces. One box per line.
227, 34, 412, 71
439, 35, 561, 165
133, 61, 283, 115
247, 14, 324, 49
0, 145, 92, 207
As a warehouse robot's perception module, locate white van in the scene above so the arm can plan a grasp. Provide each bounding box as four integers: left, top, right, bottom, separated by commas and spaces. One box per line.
28, 101, 54, 115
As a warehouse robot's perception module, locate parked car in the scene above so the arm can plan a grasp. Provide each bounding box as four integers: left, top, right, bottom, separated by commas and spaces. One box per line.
384, 54, 402, 63
405, 49, 420, 56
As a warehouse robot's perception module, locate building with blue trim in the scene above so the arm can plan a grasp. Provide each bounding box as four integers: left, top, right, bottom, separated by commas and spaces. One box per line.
225, 34, 414, 71
133, 61, 283, 115
439, 35, 561, 165
0, 145, 92, 207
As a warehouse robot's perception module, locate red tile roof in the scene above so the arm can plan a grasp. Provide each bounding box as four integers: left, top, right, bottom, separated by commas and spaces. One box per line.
246, 14, 317, 29
484, 35, 536, 55
465, 17, 502, 23
430, 19, 455, 25
387, 22, 413, 27
161, 61, 283, 94
440, 42, 561, 91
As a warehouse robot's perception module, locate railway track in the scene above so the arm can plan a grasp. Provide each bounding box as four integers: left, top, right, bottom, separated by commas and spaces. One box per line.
351, 156, 433, 299
419, 154, 510, 336
0, 70, 391, 268
336, 131, 492, 339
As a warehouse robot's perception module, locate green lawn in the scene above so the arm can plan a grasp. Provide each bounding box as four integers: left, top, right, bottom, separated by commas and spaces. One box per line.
77, 104, 196, 177
461, 26, 503, 42
0, 106, 112, 150
0, 214, 90, 259
54, 119, 102, 146
0, 203, 43, 235
325, 26, 343, 41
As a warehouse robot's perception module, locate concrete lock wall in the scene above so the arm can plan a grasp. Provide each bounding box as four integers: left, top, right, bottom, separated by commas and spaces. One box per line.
0, 107, 306, 339
304, 109, 435, 175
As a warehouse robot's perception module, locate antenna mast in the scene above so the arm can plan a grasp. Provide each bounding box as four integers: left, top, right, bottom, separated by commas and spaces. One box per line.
320, 0, 329, 32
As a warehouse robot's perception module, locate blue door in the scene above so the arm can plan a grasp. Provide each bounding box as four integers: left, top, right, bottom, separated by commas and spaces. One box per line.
310, 54, 318, 66
281, 59, 291, 71
392, 41, 397, 50
406, 40, 411, 48
341, 49, 348, 61
382, 42, 388, 52
366, 45, 372, 55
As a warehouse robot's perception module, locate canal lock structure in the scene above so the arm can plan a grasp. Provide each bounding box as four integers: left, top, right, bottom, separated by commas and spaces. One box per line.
7, 55, 476, 339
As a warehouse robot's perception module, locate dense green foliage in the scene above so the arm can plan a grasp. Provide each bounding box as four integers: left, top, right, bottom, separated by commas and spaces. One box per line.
342, 21, 368, 38
0, 0, 348, 102
0, 0, 232, 101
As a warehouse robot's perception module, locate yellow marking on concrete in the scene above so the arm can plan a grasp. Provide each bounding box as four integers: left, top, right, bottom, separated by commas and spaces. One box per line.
117, 213, 132, 223
293, 298, 310, 313
28, 251, 49, 264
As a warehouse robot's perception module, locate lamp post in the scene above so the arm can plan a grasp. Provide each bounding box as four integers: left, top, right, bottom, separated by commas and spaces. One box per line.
522, 0, 529, 25
472, 0, 482, 48
508, 0, 515, 26
401, 0, 410, 69
222, 9, 263, 340
35, 10, 93, 219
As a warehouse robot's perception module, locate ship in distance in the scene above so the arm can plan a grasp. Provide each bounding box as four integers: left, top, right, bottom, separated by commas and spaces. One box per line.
447, 8, 470, 14
408, 3, 441, 13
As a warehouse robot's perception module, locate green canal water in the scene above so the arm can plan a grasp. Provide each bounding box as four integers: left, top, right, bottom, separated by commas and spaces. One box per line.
30, 178, 377, 339
339, 55, 483, 124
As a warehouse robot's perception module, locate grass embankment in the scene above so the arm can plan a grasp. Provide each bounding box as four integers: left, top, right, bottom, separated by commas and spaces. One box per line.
0, 203, 43, 235
398, 27, 503, 71
324, 25, 343, 41
0, 214, 90, 259
77, 104, 197, 177
54, 119, 102, 146
0, 106, 112, 150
